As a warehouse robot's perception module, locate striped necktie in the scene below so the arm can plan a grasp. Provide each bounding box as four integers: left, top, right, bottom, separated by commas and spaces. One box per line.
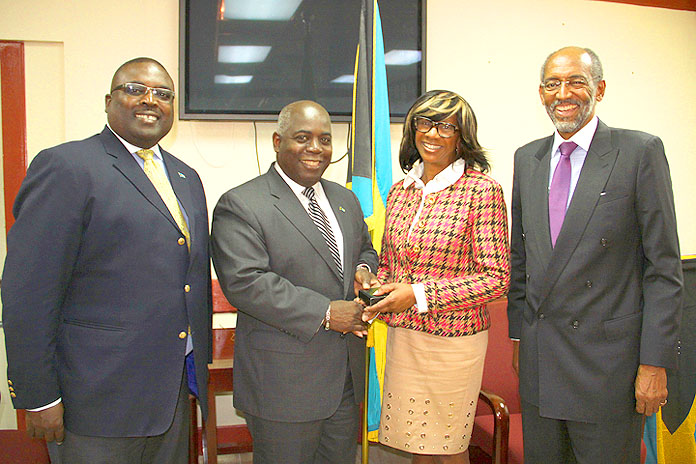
302, 187, 343, 279
136, 149, 190, 250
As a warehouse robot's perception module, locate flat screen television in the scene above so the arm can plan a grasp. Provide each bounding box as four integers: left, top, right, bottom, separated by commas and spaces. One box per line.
179, 0, 425, 121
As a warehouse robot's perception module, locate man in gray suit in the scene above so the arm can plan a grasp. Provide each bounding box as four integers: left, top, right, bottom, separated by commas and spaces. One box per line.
508, 46, 683, 463
210, 100, 378, 463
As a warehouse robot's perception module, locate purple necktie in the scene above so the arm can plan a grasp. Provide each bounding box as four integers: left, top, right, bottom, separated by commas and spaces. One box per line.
549, 141, 577, 247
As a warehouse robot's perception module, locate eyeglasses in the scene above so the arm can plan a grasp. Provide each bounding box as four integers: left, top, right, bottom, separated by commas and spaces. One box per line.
111, 83, 175, 102
542, 78, 590, 93
413, 116, 459, 138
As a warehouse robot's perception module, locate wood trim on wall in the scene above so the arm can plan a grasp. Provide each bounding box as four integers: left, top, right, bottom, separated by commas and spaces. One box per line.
0, 41, 28, 233
0, 40, 28, 431
596, 0, 696, 11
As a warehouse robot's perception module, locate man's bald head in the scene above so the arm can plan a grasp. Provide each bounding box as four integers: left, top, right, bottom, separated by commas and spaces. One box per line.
273, 100, 333, 187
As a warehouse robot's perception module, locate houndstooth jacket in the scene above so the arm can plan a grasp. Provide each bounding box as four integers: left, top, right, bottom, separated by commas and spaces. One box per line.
377, 168, 510, 337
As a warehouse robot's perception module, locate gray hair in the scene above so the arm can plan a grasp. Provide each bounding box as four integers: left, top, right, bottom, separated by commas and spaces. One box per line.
540, 47, 603, 84
277, 104, 293, 135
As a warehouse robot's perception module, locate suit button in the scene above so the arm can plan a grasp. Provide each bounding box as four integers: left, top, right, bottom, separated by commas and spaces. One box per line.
184, 284, 191, 292
521, 233, 526, 241
10, 392, 16, 398
413, 245, 421, 253
585, 280, 592, 288
526, 274, 530, 281
178, 237, 186, 246
427, 197, 436, 206
179, 331, 187, 339
7, 380, 12, 386
418, 220, 426, 228
601, 238, 608, 247
8, 386, 14, 392
572, 320, 579, 329
538, 313, 545, 320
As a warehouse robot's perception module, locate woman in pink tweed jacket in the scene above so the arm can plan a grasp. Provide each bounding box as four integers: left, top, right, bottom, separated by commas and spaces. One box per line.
363, 90, 510, 463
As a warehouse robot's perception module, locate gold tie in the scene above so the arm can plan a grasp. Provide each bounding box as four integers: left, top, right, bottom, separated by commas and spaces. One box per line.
136, 149, 190, 250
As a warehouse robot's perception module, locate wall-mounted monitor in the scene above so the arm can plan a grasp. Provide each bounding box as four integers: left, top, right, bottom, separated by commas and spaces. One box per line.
179, 0, 425, 121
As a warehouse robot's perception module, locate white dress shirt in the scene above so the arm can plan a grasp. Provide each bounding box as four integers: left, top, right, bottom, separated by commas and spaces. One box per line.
274, 163, 345, 273
548, 116, 599, 209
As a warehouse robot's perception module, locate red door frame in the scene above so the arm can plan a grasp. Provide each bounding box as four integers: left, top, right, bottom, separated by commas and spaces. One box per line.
0, 40, 28, 430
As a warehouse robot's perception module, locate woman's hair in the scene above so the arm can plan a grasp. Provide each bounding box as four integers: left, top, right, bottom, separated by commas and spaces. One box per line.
398, 89, 489, 173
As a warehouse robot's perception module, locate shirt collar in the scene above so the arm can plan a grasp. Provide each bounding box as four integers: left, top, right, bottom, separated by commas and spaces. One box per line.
107, 124, 163, 160
273, 162, 326, 198
551, 115, 599, 156
402, 158, 465, 192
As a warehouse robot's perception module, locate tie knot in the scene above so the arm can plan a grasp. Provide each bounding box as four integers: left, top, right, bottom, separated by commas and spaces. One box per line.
136, 149, 155, 161
559, 141, 578, 158
302, 186, 316, 201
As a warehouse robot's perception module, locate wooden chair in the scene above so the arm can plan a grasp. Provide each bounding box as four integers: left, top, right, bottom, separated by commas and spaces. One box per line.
471, 298, 523, 464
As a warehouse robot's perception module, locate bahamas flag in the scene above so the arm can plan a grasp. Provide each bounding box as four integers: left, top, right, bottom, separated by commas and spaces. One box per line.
346, 0, 392, 452
644, 256, 696, 464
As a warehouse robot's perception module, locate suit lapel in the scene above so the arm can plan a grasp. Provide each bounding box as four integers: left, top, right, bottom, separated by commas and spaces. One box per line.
101, 127, 185, 238
528, 137, 554, 269
267, 167, 343, 283
163, 151, 197, 247
539, 121, 618, 303
323, 180, 351, 293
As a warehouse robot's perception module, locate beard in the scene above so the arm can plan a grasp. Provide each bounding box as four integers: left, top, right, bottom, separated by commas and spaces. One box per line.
545, 95, 596, 135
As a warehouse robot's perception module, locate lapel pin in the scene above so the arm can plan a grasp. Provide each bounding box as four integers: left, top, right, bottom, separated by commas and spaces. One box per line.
178, 172, 186, 178
339, 206, 346, 213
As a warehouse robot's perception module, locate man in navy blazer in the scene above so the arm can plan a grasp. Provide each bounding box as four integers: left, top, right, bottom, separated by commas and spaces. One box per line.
508, 46, 683, 463
211, 100, 378, 463
2, 58, 211, 463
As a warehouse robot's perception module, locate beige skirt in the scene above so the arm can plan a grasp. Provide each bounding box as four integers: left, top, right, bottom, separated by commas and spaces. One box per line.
378, 326, 488, 455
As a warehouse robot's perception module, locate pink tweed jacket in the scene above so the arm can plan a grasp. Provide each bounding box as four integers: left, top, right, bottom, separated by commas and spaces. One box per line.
377, 169, 510, 336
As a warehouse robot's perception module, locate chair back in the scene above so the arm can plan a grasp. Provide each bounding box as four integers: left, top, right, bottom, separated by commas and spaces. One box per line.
481, 299, 521, 414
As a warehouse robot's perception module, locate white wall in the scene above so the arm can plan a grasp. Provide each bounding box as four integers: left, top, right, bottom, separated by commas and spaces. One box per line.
426, 0, 696, 255
1, 0, 695, 429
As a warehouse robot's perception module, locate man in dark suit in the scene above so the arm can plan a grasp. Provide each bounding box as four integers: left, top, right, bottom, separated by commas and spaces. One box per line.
2, 58, 211, 463
508, 46, 683, 463
210, 100, 378, 463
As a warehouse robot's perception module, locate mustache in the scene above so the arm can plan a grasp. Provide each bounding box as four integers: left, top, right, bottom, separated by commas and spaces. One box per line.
550, 98, 583, 111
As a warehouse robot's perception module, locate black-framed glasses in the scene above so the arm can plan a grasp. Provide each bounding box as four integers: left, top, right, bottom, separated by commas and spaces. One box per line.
413, 116, 459, 138
111, 83, 175, 102
542, 78, 590, 93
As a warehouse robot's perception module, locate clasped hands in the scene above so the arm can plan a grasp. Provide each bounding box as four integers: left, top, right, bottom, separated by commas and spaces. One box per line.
329, 270, 415, 338
353, 269, 417, 323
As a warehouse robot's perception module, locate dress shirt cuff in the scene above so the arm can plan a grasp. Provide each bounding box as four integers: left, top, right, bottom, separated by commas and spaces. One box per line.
27, 398, 62, 412
317, 304, 331, 333
510, 338, 520, 341
356, 263, 372, 274
412, 283, 428, 313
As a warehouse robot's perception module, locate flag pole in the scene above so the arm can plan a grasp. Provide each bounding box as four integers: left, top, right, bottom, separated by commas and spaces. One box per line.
362, 344, 370, 463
